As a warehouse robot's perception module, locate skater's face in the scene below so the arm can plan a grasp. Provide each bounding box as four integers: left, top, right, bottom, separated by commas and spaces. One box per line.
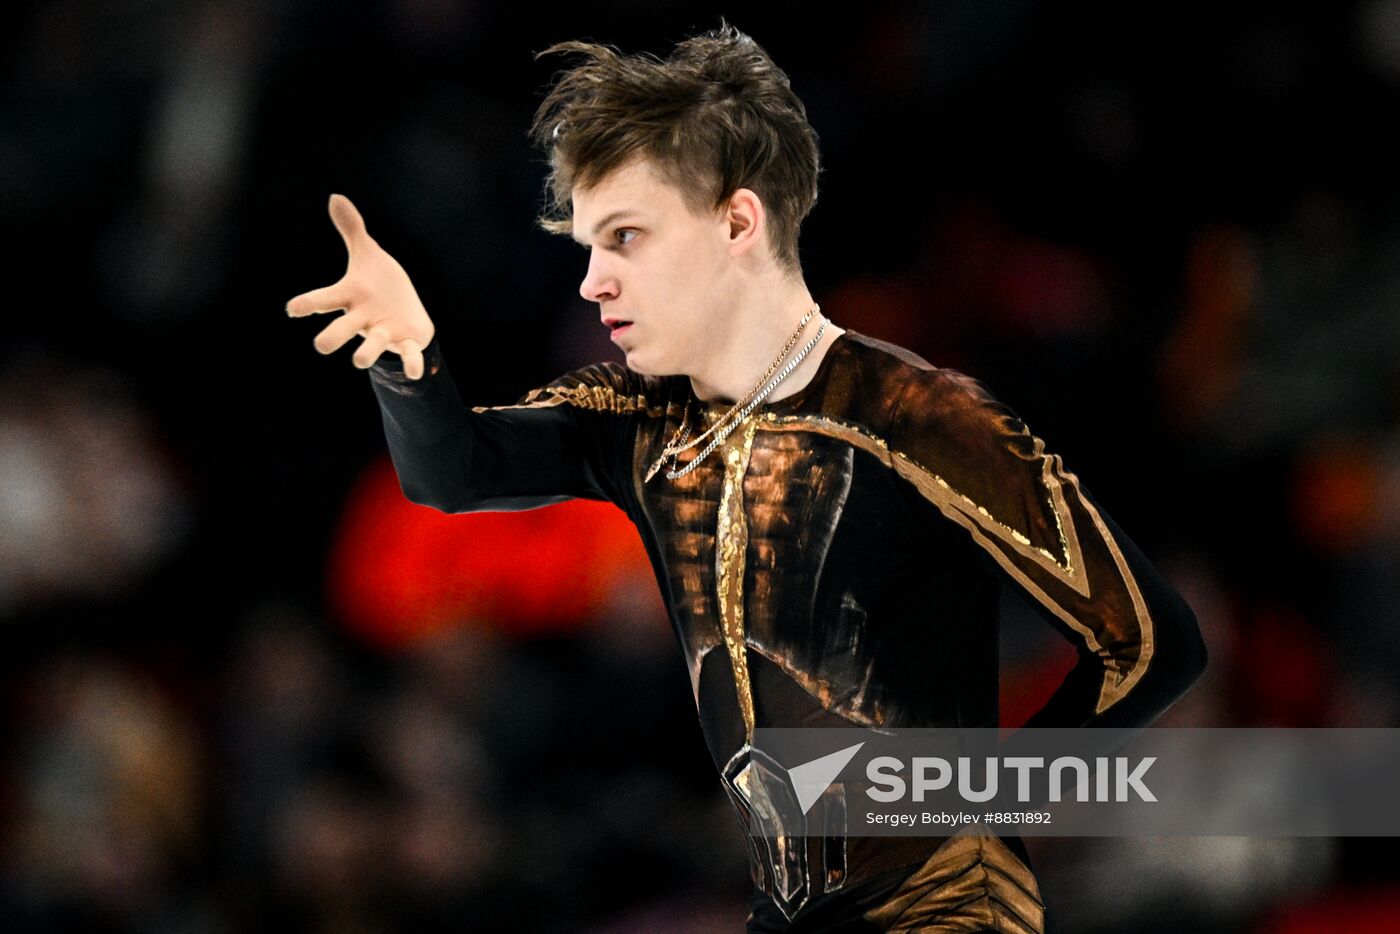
572, 154, 759, 376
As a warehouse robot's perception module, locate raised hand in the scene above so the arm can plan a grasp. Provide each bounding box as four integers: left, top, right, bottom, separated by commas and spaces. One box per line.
286, 194, 437, 379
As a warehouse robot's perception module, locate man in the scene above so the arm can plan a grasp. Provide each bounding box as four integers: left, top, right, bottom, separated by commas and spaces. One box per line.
287, 20, 1207, 933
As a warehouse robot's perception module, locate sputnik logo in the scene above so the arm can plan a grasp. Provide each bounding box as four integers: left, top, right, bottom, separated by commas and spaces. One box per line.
787, 741, 865, 814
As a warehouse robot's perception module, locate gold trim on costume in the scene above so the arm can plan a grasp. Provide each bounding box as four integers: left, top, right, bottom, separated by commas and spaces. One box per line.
717, 416, 760, 742
759, 410, 1154, 716
472, 381, 679, 419
762, 413, 1084, 582
861, 833, 1044, 933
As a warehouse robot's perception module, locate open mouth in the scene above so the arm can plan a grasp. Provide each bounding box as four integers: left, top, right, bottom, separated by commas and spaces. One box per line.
608, 320, 633, 331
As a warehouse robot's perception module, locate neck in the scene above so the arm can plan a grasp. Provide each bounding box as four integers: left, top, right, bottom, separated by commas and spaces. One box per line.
688, 280, 846, 406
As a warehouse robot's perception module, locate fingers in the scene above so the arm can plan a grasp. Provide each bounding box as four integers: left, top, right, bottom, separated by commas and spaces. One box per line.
306, 312, 427, 377
286, 281, 354, 317
328, 193, 370, 258
312, 312, 364, 356
352, 325, 394, 369
397, 339, 426, 380
286, 195, 370, 314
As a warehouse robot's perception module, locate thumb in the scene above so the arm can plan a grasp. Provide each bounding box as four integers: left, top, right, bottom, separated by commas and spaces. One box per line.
328, 193, 370, 256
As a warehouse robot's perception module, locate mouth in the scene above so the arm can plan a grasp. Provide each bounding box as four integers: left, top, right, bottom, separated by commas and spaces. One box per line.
606, 319, 633, 340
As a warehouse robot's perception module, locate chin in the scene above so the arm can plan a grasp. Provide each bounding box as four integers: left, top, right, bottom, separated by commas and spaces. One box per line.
619, 340, 683, 377
620, 347, 661, 375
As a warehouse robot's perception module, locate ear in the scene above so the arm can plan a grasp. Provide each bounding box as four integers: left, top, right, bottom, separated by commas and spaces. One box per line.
724, 187, 767, 259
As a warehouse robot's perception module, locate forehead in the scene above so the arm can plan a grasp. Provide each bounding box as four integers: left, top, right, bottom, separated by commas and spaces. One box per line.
570, 157, 690, 243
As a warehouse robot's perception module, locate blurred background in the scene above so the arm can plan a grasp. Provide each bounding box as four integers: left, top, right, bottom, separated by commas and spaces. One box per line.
3, 0, 1400, 931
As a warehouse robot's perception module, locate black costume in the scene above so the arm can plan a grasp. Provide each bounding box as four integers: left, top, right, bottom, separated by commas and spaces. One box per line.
367, 327, 1208, 932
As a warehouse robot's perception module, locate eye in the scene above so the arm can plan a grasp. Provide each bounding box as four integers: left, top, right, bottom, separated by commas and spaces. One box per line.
614, 228, 638, 247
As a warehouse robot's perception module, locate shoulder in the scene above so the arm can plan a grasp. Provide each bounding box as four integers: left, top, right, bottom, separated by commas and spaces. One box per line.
878, 350, 1071, 565
842, 332, 1046, 509
892, 361, 1024, 450
887, 351, 1039, 490
828, 330, 1013, 438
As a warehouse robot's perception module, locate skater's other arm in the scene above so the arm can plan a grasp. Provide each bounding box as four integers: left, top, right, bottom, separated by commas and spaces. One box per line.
888, 367, 1209, 729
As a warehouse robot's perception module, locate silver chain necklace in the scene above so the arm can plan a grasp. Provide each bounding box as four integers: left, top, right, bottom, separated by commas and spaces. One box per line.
645, 313, 829, 482
643, 306, 821, 483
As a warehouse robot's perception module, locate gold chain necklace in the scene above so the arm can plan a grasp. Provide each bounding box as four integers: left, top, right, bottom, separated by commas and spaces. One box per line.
644, 304, 827, 483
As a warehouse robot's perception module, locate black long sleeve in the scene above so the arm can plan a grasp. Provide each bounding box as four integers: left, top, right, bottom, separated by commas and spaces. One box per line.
366, 337, 644, 514
1017, 480, 1208, 728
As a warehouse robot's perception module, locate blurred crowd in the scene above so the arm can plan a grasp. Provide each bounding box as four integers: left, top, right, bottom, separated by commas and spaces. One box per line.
4, 0, 1400, 931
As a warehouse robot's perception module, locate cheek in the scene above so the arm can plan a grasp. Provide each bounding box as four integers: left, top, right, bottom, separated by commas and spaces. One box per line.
674, 248, 718, 300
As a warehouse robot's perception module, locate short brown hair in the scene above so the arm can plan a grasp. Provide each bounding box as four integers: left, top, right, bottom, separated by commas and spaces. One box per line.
529, 18, 821, 278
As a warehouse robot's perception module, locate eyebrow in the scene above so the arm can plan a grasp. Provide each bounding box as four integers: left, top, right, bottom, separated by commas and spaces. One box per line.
571, 209, 641, 245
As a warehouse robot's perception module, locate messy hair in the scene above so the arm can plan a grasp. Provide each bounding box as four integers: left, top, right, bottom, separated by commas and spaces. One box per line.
529, 18, 821, 278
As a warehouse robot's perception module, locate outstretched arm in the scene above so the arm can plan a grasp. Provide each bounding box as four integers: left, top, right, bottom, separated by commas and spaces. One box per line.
287, 194, 642, 514
366, 337, 642, 513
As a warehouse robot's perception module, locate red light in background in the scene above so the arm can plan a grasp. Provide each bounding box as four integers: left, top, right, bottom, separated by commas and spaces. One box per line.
327, 458, 655, 650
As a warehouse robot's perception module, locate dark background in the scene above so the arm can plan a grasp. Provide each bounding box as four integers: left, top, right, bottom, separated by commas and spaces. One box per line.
3, 1, 1399, 931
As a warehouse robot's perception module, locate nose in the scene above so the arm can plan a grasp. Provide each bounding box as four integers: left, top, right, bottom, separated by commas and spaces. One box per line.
578, 249, 620, 303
